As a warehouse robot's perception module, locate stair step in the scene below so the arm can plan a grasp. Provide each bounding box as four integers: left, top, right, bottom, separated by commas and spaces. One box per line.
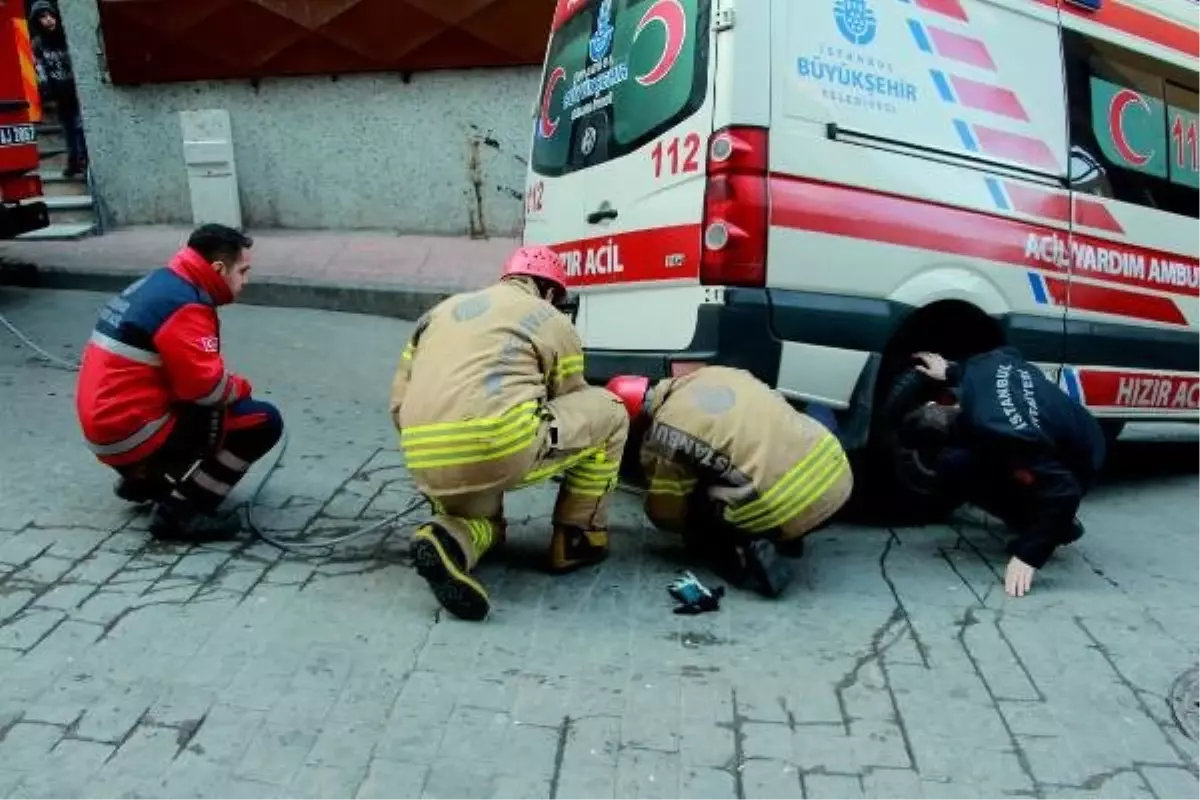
38, 149, 68, 172
37, 133, 65, 152
41, 194, 95, 224
16, 221, 97, 241
36, 171, 89, 197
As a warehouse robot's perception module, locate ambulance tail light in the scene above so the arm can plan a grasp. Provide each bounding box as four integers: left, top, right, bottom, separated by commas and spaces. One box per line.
701, 126, 769, 288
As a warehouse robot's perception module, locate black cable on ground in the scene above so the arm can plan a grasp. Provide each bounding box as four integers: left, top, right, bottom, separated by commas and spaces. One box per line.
240, 429, 429, 555
1, 310, 427, 554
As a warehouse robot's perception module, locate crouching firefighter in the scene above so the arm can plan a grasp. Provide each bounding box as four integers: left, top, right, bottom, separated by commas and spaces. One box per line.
606, 366, 854, 598
75, 224, 284, 541
390, 246, 629, 621
899, 347, 1106, 598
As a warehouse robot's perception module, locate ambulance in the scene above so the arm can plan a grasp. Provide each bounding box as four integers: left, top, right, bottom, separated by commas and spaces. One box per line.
521, 0, 1199, 493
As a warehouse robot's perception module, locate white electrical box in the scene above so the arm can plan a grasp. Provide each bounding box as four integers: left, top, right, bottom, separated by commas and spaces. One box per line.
180, 109, 242, 228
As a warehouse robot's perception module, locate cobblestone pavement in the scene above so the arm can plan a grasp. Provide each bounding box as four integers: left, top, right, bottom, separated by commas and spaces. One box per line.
1, 288, 1197, 800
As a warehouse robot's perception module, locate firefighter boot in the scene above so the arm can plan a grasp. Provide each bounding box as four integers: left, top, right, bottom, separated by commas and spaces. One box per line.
741, 539, 794, 599
114, 475, 162, 504
775, 537, 806, 559
114, 465, 171, 505
548, 525, 609, 574
411, 522, 492, 621
148, 498, 242, 543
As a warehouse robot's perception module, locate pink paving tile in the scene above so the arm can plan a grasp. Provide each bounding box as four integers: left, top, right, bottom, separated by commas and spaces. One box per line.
0, 226, 517, 293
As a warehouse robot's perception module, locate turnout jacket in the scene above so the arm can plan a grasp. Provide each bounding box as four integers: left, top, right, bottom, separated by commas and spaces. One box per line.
390, 278, 587, 494
946, 347, 1106, 487
640, 366, 850, 534
75, 248, 252, 467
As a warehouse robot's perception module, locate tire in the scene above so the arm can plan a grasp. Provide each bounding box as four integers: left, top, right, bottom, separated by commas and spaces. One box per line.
1098, 420, 1125, 446
845, 366, 961, 525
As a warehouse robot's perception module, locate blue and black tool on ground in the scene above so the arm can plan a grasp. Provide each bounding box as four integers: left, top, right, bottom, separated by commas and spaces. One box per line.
667, 571, 725, 615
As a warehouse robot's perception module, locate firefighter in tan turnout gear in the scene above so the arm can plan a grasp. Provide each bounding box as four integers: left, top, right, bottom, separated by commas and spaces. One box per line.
607, 366, 854, 598
390, 246, 629, 621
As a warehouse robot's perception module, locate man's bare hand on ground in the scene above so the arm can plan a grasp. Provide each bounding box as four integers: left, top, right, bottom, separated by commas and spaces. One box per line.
1005, 556, 1036, 597
912, 351, 950, 382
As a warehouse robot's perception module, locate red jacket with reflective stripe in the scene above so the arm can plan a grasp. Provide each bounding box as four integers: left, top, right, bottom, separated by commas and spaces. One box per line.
75, 248, 252, 466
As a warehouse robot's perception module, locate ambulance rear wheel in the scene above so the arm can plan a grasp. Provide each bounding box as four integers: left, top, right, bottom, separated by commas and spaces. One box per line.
1099, 420, 1125, 446
849, 366, 961, 525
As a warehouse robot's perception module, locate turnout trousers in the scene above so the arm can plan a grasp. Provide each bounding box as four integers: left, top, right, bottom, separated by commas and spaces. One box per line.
410, 387, 629, 571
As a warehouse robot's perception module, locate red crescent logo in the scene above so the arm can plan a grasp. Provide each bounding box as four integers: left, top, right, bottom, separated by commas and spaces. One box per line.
540, 66, 566, 139
633, 0, 687, 87
1107, 88, 1153, 167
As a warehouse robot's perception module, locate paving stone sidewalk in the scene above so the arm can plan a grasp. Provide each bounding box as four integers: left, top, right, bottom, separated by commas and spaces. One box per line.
0, 289, 1197, 799
0, 226, 509, 319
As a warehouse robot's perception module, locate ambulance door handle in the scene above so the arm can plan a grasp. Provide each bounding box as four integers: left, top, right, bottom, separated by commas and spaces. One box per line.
587, 204, 619, 224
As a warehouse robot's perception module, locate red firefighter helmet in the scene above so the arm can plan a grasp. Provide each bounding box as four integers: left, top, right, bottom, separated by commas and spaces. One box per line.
606, 374, 651, 420
501, 246, 568, 294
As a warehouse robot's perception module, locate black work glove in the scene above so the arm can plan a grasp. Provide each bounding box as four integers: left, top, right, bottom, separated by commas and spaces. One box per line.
667, 571, 725, 615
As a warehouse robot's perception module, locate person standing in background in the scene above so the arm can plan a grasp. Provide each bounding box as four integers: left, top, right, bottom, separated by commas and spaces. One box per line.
29, 0, 88, 177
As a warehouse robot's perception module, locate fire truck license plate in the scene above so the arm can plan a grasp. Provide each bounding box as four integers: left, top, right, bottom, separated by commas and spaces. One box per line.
0, 124, 36, 147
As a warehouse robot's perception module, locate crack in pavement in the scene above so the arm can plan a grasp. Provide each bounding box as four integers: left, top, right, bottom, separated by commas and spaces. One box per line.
547, 714, 571, 799
1075, 616, 1198, 768
879, 532, 930, 669
952, 606, 1041, 796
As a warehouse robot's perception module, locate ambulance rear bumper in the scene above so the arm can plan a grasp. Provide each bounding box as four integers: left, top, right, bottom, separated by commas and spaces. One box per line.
582, 288, 783, 387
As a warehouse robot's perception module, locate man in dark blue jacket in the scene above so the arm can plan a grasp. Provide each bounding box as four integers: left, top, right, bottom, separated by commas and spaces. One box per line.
900, 346, 1107, 597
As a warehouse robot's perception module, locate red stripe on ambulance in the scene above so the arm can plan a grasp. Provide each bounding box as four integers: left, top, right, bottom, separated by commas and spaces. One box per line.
551, 224, 701, 288
950, 76, 1028, 121
1002, 182, 1124, 234
1076, 369, 1200, 410
1042, 276, 1187, 325
915, 0, 969, 22
928, 27, 996, 70
972, 125, 1060, 172
770, 175, 1199, 299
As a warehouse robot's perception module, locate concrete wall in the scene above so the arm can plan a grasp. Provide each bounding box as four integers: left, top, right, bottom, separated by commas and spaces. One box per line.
60, 0, 541, 236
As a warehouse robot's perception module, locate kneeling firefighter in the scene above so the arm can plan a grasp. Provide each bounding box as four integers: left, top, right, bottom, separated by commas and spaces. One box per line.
390, 246, 629, 621
606, 366, 854, 598
899, 347, 1106, 598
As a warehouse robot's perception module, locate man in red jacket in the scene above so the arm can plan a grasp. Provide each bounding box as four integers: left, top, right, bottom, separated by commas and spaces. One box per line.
75, 223, 283, 541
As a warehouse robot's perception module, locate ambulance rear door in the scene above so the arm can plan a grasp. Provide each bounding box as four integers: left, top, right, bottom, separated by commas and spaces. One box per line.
523, 0, 719, 356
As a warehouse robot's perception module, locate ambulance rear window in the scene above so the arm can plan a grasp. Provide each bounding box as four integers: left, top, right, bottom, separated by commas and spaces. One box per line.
531, 0, 710, 178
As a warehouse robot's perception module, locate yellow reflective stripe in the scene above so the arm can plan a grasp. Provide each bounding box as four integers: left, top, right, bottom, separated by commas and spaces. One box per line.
567, 460, 617, 478
516, 447, 602, 488
466, 518, 494, 552
564, 477, 617, 495
725, 435, 840, 527
401, 342, 415, 361
563, 486, 610, 498
739, 452, 848, 533
724, 438, 849, 532
563, 460, 619, 494
725, 435, 838, 524
648, 478, 697, 497
404, 413, 539, 456
404, 416, 541, 469
554, 355, 585, 381
401, 401, 539, 440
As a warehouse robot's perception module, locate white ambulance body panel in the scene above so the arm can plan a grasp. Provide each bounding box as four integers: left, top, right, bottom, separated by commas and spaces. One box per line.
524, 0, 1199, 441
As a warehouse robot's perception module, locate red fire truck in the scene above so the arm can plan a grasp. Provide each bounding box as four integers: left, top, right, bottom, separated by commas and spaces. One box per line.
0, 0, 47, 238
